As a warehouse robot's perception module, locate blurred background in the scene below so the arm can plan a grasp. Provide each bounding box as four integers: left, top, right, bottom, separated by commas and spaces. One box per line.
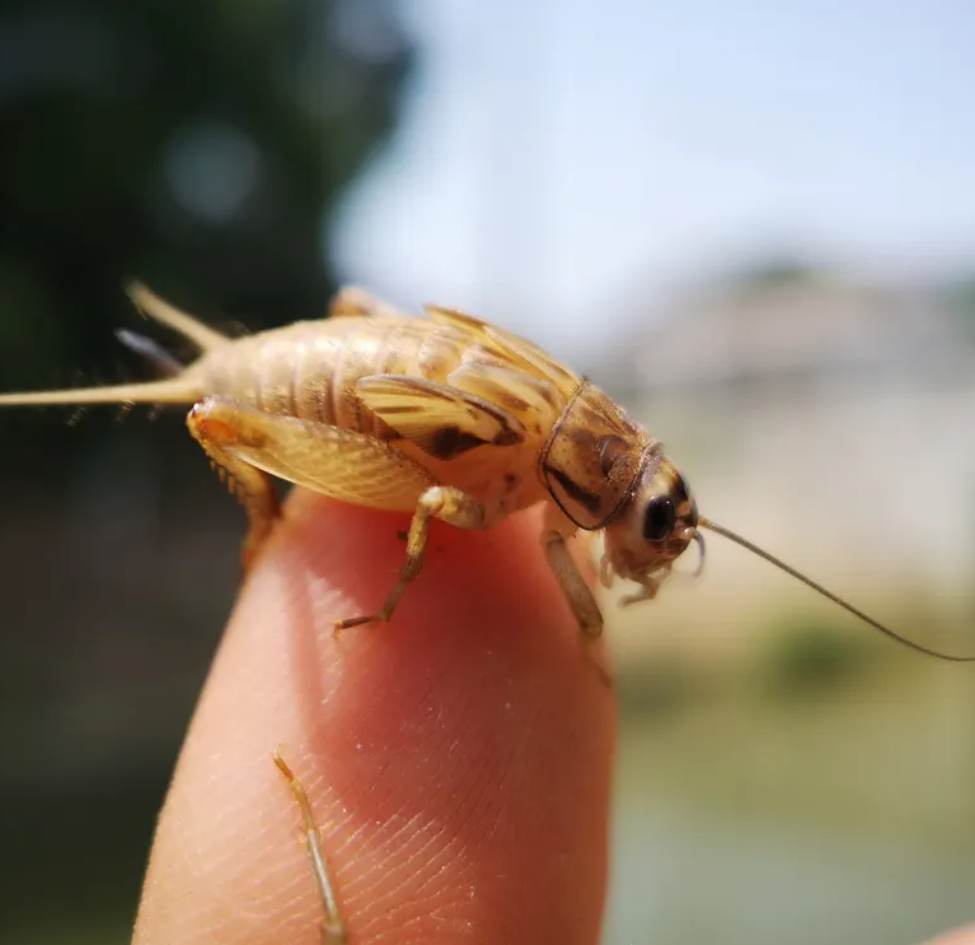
0, 1, 973, 943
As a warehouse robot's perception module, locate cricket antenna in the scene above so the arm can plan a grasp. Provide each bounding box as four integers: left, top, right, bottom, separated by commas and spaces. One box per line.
689, 528, 706, 577
697, 516, 975, 662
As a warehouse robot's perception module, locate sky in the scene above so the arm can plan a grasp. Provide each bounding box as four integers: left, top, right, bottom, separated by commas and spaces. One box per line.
331, 0, 975, 360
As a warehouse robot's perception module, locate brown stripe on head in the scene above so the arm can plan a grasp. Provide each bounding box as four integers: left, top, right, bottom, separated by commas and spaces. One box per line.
669, 469, 689, 506
653, 458, 697, 523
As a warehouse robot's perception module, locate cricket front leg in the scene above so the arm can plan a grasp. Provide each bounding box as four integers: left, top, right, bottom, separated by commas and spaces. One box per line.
540, 508, 613, 684
619, 567, 668, 607
541, 507, 604, 639
335, 485, 486, 630
186, 400, 280, 571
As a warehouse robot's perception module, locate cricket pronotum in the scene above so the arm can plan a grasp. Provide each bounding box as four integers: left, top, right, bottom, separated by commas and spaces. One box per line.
2, 282, 972, 939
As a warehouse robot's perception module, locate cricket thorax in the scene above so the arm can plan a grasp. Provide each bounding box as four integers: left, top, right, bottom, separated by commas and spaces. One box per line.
539, 379, 653, 531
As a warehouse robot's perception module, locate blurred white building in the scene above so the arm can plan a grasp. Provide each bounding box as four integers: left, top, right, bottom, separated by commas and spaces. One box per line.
601, 268, 975, 660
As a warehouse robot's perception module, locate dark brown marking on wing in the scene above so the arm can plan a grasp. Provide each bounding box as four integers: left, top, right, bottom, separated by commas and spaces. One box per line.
493, 424, 522, 446
427, 416, 523, 461
375, 404, 424, 415
430, 426, 487, 460
393, 376, 456, 400
536, 382, 560, 411
495, 391, 531, 413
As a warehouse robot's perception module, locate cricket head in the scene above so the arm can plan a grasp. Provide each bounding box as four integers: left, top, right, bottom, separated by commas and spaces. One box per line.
600, 450, 975, 664
600, 453, 702, 592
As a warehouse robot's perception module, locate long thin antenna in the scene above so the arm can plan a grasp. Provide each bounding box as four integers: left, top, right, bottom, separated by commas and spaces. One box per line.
698, 516, 975, 662
272, 752, 346, 944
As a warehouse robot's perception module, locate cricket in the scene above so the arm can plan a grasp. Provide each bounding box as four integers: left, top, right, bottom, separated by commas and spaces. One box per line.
2, 282, 973, 942
0, 282, 971, 658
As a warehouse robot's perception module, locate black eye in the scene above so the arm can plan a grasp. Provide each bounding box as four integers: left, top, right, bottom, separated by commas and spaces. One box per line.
643, 496, 676, 542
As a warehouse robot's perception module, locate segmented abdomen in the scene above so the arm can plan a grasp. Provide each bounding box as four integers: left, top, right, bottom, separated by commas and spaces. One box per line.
200, 316, 472, 438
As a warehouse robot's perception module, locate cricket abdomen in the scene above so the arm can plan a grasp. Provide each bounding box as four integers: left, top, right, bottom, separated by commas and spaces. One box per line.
197, 313, 561, 518
199, 316, 468, 437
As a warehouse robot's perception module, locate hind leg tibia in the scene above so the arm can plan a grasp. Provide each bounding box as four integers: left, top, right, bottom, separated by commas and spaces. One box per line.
187, 398, 280, 571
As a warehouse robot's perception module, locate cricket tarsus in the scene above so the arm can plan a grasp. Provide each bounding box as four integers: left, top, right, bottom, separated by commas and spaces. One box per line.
698, 517, 975, 662
335, 484, 485, 632
272, 752, 347, 945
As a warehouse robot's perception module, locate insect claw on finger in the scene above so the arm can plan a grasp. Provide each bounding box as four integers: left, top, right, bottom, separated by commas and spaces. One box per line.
620, 578, 660, 608
333, 612, 384, 633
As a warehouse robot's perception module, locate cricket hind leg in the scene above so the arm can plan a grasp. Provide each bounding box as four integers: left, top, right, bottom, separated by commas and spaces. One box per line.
185, 397, 485, 626
187, 401, 281, 571
272, 753, 347, 945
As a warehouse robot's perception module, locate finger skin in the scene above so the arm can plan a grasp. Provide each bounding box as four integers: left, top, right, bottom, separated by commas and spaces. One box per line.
133, 489, 616, 945
921, 926, 975, 945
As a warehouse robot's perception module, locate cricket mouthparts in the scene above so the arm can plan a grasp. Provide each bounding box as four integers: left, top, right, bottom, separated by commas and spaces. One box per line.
696, 516, 975, 663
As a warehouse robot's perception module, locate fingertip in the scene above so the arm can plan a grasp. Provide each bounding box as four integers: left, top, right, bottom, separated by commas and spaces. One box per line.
919, 925, 975, 945
136, 491, 616, 945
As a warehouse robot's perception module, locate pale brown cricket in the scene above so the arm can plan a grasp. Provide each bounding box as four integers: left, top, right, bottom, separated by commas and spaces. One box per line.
1, 282, 971, 660
2, 283, 973, 941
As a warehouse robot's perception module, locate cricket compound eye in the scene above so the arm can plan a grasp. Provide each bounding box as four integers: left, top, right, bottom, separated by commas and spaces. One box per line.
642, 495, 676, 542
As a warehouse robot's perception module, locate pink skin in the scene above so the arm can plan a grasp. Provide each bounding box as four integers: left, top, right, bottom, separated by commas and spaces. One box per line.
922, 928, 975, 945
133, 490, 615, 945
131, 489, 975, 945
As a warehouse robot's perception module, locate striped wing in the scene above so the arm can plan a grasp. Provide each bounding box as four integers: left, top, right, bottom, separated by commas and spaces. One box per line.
357, 374, 527, 461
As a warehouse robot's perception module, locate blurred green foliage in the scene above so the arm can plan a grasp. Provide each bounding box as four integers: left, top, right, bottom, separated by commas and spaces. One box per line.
0, 0, 412, 418
616, 653, 701, 719
0, 2, 411, 940
754, 614, 875, 696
